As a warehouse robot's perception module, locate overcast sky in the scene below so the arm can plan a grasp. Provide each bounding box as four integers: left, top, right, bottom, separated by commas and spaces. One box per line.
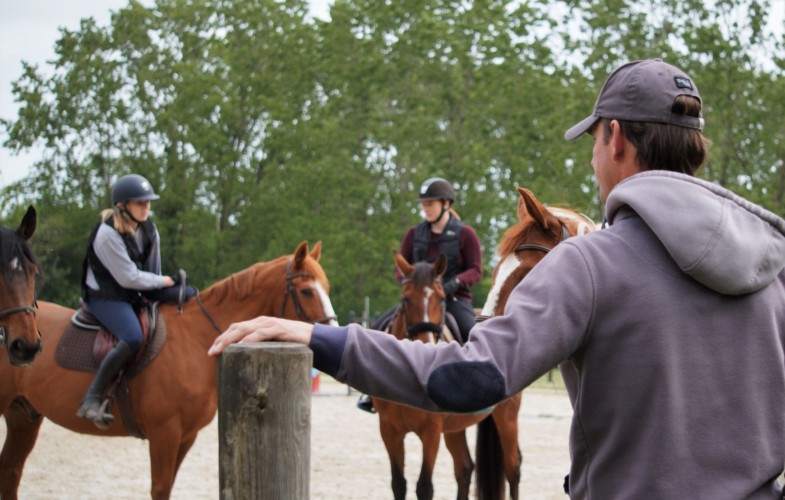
0, 0, 332, 188
1, 1, 783, 189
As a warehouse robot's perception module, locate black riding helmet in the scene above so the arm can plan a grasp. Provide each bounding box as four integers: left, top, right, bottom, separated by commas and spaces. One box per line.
111, 174, 160, 206
418, 177, 455, 203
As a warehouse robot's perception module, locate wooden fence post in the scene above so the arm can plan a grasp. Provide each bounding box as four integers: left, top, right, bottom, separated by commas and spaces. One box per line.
217, 342, 312, 499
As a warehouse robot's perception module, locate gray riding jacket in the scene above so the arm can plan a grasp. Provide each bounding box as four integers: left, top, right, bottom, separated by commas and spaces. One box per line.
311, 171, 785, 499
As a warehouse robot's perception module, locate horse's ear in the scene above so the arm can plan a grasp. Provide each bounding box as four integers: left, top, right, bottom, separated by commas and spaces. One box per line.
17, 206, 36, 241
433, 254, 447, 278
310, 241, 322, 262
394, 250, 414, 278
293, 241, 309, 269
516, 187, 552, 230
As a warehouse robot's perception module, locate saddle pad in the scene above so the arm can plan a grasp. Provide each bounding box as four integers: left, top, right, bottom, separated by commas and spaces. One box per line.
55, 317, 168, 377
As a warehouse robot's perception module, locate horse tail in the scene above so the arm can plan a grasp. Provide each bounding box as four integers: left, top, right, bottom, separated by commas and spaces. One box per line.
475, 416, 505, 500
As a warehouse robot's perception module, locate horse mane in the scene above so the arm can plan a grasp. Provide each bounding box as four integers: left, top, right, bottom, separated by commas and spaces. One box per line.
497, 218, 538, 258
200, 261, 270, 306
199, 253, 329, 307
0, 226, 39, 280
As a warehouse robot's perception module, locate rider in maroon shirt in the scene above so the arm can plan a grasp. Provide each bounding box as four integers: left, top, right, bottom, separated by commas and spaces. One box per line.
357, 177, 483, 413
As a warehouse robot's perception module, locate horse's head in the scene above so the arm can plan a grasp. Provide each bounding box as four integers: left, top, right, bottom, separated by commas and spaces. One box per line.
0, 206, 42, 366
393, 251, 447, 343
279, 241, 339, 326
480, 188, 597, 318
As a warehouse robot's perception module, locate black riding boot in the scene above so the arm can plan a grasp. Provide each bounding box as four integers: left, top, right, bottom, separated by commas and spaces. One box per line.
76, 341, 133, 427
356, 394, 376, 414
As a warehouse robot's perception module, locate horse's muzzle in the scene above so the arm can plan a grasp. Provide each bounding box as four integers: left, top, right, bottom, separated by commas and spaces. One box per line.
3, 328, 43, 366
407, 322, 442, 336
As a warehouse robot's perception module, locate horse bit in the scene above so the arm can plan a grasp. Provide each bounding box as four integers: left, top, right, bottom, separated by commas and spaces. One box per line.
280, 259, 337, 325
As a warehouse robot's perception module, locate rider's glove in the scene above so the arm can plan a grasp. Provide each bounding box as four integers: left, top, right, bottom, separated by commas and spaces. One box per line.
442, 277, 460, 297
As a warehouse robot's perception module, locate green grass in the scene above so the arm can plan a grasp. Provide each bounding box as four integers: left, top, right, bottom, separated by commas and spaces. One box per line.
528, 368, 567, 392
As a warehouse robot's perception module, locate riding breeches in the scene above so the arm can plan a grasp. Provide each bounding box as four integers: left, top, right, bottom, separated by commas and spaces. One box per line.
84, 296, 142, 353
447, 298, 476, 343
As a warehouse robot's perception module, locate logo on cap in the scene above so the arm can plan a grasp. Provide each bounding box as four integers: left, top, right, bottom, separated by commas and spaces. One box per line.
674, 76, 693, 90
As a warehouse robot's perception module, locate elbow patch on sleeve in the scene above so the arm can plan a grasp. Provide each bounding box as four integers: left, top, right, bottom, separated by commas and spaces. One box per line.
426, 362, 506, 412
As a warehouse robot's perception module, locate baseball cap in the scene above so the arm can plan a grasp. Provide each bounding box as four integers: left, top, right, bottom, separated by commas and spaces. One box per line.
565, 58, 704, 141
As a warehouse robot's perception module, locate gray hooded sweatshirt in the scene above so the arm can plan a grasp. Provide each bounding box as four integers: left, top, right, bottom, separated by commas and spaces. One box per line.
310, 171, 785, 499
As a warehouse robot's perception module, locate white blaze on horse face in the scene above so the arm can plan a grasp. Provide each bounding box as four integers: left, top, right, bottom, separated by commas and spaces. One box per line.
10, 257, 20, 271
314, 281, 339, 326
422, 286, 434, 323
481, 254, 521, 317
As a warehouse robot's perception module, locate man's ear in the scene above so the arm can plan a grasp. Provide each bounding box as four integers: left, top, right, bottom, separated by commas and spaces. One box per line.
610, 119, 626, 161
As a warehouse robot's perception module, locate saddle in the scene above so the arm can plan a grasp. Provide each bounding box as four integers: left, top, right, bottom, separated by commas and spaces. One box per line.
55, 301, 168, 438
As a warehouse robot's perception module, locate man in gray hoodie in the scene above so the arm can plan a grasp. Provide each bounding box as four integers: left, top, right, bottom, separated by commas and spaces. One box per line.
210, 59, 785, 498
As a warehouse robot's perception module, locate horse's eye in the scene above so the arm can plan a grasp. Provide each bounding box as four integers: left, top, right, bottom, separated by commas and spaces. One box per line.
402, 297, 411, 306
301, 288, 314, 298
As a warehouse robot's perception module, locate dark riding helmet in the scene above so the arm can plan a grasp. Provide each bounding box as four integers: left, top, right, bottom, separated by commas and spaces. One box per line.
418, 177, 455, 202
111, 174, 160, 205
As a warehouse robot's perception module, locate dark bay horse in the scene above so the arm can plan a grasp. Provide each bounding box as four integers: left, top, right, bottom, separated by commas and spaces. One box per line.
0, 206, 41, 366
0, 240, 337, 499
473, 187, 597, 499
374, 252, 507, 500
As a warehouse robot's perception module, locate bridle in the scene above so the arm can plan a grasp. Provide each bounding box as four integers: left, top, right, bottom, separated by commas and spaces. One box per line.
190, 259, 337, 335
280, 259, 337, 325
476, 223, 573, 324
513, 223, 572, 254
0, 302, 39, 349
397, 277, 446, 342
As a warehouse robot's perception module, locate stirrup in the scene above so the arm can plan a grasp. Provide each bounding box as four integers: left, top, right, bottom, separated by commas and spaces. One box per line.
92, 399, 115, 430
77, 398, 115, 429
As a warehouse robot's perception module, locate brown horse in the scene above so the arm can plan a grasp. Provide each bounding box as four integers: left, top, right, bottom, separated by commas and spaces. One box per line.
473, 187, 597, 499
0, 240, 337, 499
0, 206, 41, 366
374, 251, 509, 500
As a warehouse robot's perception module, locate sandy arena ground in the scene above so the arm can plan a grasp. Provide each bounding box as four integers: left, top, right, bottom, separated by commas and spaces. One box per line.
3, 376, 572, 499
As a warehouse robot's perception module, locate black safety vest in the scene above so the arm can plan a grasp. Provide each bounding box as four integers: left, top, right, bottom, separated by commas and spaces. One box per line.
412, 216, 464, 281
81, 216, 157, 303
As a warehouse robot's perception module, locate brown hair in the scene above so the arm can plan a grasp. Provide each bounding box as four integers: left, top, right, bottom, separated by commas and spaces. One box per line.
602, 95, 711, 176
100, 206, 136, 236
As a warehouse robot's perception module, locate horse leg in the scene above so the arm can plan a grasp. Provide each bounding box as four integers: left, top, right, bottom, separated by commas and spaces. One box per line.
414, 427, 441, 500
147, 423, 186, 500
0, 398, 43, 500
172, 431, 199, 486
443, 430, 474, 500
379, 424, 407, 500
492, 401, 522, 500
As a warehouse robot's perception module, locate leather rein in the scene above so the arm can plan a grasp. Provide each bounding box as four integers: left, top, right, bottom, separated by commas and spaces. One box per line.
191, 258, 337, 335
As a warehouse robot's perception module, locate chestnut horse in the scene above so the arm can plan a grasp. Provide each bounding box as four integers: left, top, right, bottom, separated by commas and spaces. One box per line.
0, 206, 41, 366
0, 241, 337, 499
473, 187, 597, 499
375, 252, 509, 500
